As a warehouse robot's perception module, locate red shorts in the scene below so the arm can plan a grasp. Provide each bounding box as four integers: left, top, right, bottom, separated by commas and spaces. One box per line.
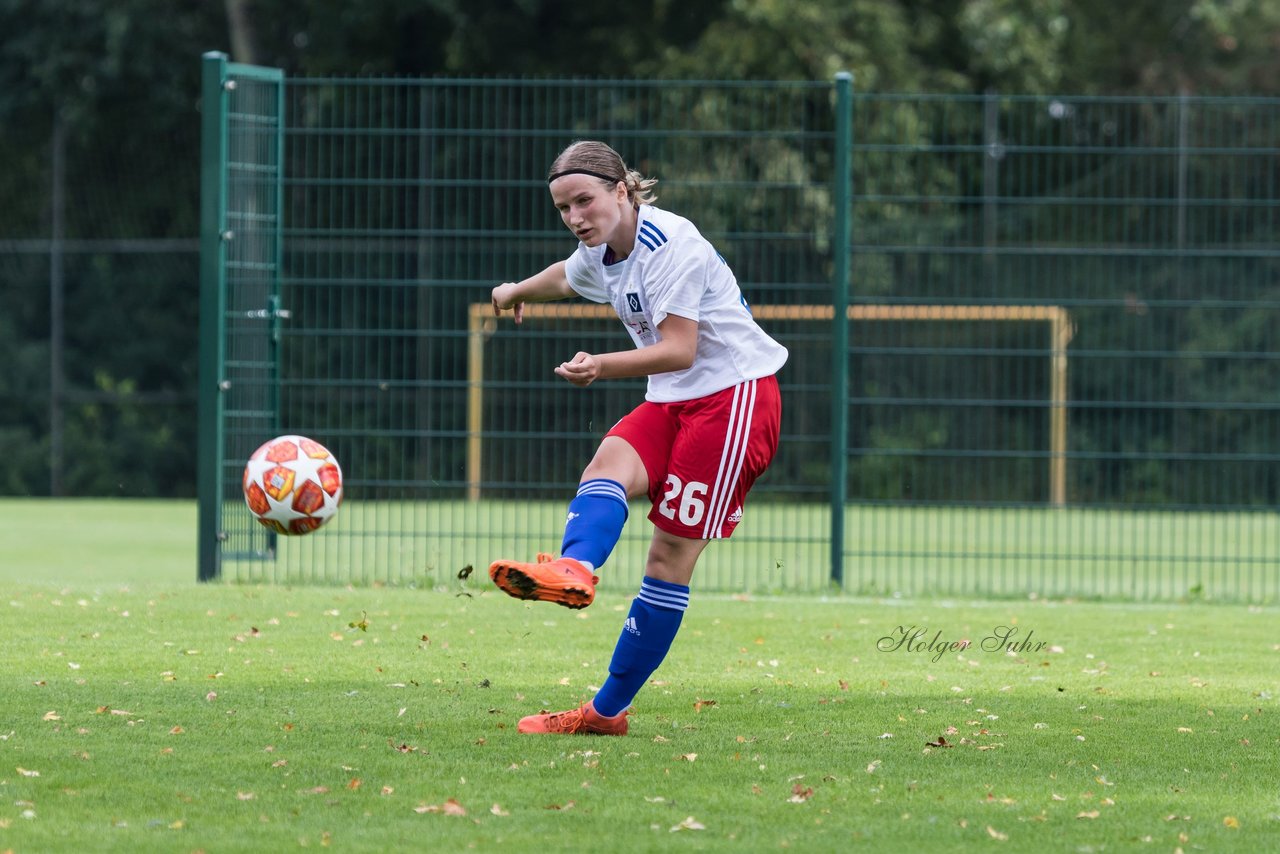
606, 375, 781, 540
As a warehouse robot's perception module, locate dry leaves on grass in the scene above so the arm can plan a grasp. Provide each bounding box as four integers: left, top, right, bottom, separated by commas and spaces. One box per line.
788, 783, 815, 803
670, 816, 705, 832
414, 798, 466, 816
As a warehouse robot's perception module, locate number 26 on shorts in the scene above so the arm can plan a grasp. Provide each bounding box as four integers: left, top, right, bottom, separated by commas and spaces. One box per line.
659, 475, 708, 526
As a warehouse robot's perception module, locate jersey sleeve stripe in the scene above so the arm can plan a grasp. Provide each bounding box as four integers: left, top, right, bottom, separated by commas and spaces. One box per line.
637, 220, 669, 252
641, 221, 668, 242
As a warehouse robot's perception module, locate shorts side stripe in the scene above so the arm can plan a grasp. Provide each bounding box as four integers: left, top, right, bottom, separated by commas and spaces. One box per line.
702, 382, 744, 539
713, 379, 757, 536
702, 379, 757, 539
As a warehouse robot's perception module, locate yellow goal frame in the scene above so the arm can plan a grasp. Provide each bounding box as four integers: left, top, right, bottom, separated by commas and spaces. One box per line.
466, 303, 1074, 505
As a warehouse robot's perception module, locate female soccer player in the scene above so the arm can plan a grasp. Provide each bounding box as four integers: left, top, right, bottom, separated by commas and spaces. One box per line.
488, 140, 788, 735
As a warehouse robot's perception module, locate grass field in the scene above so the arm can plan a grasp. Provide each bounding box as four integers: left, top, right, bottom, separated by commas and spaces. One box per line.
1, 499, 1278, 852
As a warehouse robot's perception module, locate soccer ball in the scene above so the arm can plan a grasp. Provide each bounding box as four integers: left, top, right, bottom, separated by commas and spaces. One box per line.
242, 435, 343, 535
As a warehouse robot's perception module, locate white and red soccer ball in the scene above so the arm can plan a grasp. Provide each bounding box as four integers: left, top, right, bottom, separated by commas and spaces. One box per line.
243, 435, 343, 535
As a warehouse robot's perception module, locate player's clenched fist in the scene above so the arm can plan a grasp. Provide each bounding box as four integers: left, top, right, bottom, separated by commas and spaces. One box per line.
555, 352, 600, 386
491, 282, 525, 324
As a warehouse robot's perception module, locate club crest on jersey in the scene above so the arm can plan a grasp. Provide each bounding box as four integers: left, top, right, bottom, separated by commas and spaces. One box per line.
625, 292, 643, 313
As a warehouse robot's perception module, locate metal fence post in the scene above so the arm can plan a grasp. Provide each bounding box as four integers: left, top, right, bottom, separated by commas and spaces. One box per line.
197, 51, 230, 582
49, 112, 67, 497
830, 72, 853, 588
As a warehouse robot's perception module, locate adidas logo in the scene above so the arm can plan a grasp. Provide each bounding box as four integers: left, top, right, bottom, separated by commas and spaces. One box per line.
727, 506, 743, 523
565, 511, 580, 523
623, 616, 641, 636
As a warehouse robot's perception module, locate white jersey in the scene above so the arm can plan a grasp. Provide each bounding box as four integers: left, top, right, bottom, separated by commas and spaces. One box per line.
564, 204, 789, 402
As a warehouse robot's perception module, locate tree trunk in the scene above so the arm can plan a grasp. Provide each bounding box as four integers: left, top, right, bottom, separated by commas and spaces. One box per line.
225, 0, 258, 64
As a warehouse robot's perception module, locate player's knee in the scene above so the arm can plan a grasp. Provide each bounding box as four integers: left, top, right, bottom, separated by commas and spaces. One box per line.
582, 437, 647, 495
644, 534, 704, 585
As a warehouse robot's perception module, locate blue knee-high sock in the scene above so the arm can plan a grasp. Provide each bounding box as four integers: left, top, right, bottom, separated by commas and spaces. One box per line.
560, 479, 629, 571
592, 577, 689, 717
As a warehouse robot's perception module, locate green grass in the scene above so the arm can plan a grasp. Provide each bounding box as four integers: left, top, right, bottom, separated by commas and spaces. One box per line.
1, 500, 1279, 852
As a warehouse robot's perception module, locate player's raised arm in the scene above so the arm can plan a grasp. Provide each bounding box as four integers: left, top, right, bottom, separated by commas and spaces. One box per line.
491, 260, 573, 324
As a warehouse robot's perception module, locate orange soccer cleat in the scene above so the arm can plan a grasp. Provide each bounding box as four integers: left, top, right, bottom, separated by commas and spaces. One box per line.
488, 552, 598, 609
517, 702, 629, 736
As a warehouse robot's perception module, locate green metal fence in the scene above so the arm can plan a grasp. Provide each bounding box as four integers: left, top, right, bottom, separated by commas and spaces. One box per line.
199, 52, 1280, 601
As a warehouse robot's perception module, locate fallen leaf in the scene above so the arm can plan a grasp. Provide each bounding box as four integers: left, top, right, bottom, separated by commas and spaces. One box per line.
677, 753, 697, 762
788, 784, 815, 803
926, 736, 951, 748
347, 778, 361, 790
986, 825, 1008, 841
1077, 810, 1100, 819
381, 786, 394, 796
490, 803, 509, 816
1223, 816, 1240, 829
866, 760, 881, 774
670, 816, 706, 832
43, 711, 61, 721
16, 767, 40, 777
693, 698, 716, 713
236, 791, 255, 801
